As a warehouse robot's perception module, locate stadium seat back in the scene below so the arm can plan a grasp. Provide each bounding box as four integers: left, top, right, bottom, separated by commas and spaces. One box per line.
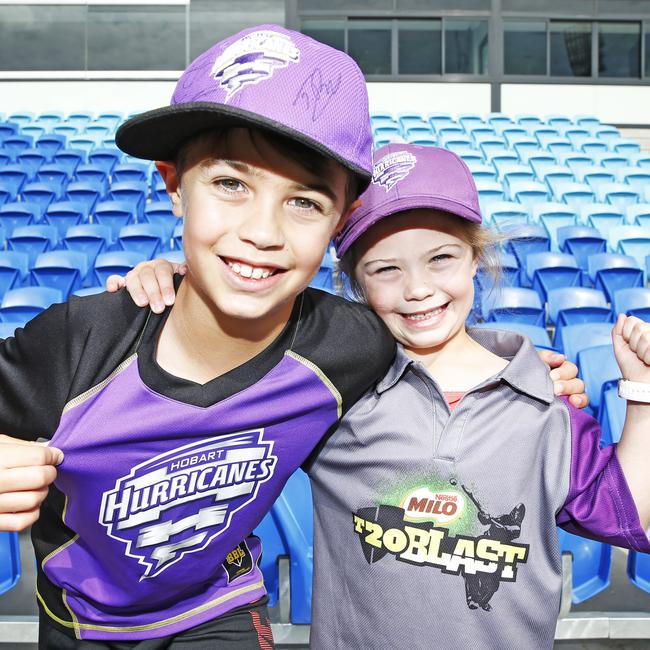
31, 250, 88, 298
94, 251, 146, 286
0, 286, 63, 322
0, 532, 21, 596
577, 344, 619, 414
557, 322, 614, 361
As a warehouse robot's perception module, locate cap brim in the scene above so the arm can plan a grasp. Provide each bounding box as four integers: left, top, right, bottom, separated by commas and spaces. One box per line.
116, 101, 371, 191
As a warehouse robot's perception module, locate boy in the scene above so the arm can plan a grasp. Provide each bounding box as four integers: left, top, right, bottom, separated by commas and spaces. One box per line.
0, 25, 395, 647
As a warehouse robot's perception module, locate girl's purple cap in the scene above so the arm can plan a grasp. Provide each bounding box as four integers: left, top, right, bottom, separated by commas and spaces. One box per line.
334, 143, 482, 258
116, 24, 373, 188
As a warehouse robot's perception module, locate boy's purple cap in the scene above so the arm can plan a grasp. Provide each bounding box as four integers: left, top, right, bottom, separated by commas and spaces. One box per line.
334, 143, 482, 258
116, 24, 373, 188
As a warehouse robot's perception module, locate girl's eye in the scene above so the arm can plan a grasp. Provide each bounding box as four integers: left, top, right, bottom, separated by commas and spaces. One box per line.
289, 197, 320, 212
215, 178, 244, 193
430, 254, 451, 264
376, 266, 398, 274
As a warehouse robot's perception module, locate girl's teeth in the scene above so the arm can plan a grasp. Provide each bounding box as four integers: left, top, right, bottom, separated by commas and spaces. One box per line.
407, 306, 445, 320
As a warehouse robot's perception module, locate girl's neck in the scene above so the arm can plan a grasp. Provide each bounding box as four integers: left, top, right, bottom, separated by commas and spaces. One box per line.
404, 327, 507, 392
155, 275, 294, 384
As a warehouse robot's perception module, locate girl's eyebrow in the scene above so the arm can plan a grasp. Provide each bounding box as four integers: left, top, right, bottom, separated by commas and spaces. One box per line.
363, 242, 463, 269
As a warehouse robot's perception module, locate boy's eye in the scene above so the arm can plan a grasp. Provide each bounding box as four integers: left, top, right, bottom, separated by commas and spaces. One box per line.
215, 178, 245, 193
289, 197, 320, 212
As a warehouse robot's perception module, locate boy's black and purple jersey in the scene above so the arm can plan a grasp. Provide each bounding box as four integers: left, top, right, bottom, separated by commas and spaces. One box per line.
0, 284, 394, 642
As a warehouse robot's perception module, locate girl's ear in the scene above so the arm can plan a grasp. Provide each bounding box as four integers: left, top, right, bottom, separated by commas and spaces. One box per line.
470, 253, 479, 278
155, 161, 183, 218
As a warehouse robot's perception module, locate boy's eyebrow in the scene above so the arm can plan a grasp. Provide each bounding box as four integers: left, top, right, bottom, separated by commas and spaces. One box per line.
288, 181, 337, 204
221, 160, 266, 177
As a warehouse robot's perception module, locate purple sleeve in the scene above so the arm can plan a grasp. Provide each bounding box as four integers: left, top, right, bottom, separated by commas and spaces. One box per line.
556, 397, 650, 552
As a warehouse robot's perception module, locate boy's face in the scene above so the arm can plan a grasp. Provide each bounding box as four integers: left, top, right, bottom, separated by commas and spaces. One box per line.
354, 209, 478, 355
158, 129, 352, 324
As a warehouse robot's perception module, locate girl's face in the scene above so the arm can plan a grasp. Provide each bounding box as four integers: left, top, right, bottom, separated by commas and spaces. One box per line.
354, 209, 478, 355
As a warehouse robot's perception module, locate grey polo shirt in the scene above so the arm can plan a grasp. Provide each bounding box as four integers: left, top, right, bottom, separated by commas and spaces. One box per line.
307, 328, 650, 650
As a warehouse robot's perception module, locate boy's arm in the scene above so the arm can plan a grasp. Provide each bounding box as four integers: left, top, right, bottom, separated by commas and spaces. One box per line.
108, 259, 588, 404
556, 316, 650, 551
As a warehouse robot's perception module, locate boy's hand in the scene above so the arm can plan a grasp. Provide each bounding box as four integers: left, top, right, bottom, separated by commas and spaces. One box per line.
106, 258, 185, 314
0, 435, 64, 532
613, 314, 650, 383
537, 349, 588, 409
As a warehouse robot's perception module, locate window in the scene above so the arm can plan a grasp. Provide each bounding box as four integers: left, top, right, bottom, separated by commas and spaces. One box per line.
348, 19, 392, 75
504, 21, 546, 75
0, 5, 85, 71
398, 19, 441, 74
645, 28, 650, 77
598, 22, 641, 78
302, 19, 346, 52
550, 22, 591, 77
445, 19, 487, 74
87, 5, 185, 70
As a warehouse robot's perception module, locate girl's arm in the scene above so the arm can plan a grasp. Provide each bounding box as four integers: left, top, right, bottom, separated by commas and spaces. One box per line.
611, 315, 650, 528
107, 259, 588, 406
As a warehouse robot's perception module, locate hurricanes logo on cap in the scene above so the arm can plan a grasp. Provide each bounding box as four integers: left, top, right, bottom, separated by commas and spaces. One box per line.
211, 30, 300, 102
372, 151, 417, 191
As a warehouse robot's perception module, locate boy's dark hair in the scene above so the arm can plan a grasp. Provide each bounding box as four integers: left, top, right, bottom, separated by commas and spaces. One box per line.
174, 127, 359, 210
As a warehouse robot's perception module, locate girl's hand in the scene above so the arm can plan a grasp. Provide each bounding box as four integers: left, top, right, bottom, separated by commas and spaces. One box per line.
613, 314, 650, 383
105, 258, 185, 313
537, 349, 588, 409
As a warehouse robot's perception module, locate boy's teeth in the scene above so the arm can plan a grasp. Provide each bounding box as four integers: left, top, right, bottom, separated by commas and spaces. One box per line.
227, 259, 274, 280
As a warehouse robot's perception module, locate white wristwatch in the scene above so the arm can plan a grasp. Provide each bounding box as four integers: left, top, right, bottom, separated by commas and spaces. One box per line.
617, 379, 650, 403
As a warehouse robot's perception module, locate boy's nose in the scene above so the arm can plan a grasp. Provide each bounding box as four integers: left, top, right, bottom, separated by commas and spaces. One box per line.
238, 204, 284, 250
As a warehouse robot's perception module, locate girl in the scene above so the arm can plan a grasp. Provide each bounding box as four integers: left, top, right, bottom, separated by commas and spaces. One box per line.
113, 144, 650, 649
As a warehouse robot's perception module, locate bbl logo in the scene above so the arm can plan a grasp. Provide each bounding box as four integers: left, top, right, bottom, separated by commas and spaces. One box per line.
211, 30, 300, 101
372, 150, 417, 191
99, 430, 277, 578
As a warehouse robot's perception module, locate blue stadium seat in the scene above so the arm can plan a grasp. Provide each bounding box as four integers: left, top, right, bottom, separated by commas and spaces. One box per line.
96, 112, 123, 128
477, 137, 508, 156
577, 344, 618, 417
21, 127, 47, 142
627, 551, 650, 596
84, 124, 112, 137
53, 148, 86, 177
580, 204, 625, 242
172, 222, 183, 250
498, 164, 535, 192
66, 111, 94, 127
554, 182, 596, 210
0, 251, 29, 296
500, 126, 527, 142
2, 135, 33, 160
472, 321, 553, 349
68, 135, 99, 154
593, 152, 628, 172
626, 152, 650, 169
608, 226, 650, 278
0, 532, 21, 596
594, 125, 620, 141
454, 148, 484, 165
31, 250, 88, 298
526, 252, 581, 301
0, 322, 23, 339
0, 164, 29, 200
576, 115, 600, 128
75, 164, 109, 194
612, 287, 650, 321
531, 126, 559, 144
73, 286, 105, 297
88, 147, 122, 175
481, 287, 545, 327
35, 134, 66, 161
63, 224, 111, 265
557, 322, 614, 362
503, 224, 551, 278
466, 162, 497, 182
484, 201, 529, 230
143, 201, 177, 240
37, 163, 71, 195
538, 166, 574, 196
66, 181, 103, 215
557, 226, 607, 271
7, 112, 34, 126
37, 111, 63, 125
93, 200, 137, 242
487, 112, 512, 126
532, 203, 578, 250
0, 286, 63, 322
509, 180, 550, 212
511, 137, 539, 157
16, 148, 46, 179
43, 201, 88, 240
53, 124, 80, 138
587, 253, 644, 302
7, 224, 58, 266
547, 287, 612, 348
475, 180, 505, 208
557, 528, 611, 604
112, 162, 150, 184
94, 251, 146, 286
579, 138, 608, 155
0, 202, 40, 236
0, 122, 19, 144
615, 166, 650, 192
576, 166, 616, 193
118, 223, 165, 259
612, 139, 641, 155
543, 137, 572, 155
21, 182, 58, 214
0, 151, 10, 166
596, 182, 640, 208
516, 114, 543, 126
108, 181, 147, 220
626, 204, 650, 226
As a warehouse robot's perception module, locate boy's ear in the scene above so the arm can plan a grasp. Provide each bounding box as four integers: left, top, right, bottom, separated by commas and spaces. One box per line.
334, 198, 362, 234
155, 161, 183, 218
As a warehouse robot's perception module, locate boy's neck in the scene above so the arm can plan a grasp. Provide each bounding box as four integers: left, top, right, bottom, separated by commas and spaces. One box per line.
155, 275, 295, 385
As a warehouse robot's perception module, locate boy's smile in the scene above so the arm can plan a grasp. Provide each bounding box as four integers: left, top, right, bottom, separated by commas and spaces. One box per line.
157, 128, 352, 334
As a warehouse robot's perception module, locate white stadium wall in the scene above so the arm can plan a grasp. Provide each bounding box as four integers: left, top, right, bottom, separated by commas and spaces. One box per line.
1, 80, 649, 127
